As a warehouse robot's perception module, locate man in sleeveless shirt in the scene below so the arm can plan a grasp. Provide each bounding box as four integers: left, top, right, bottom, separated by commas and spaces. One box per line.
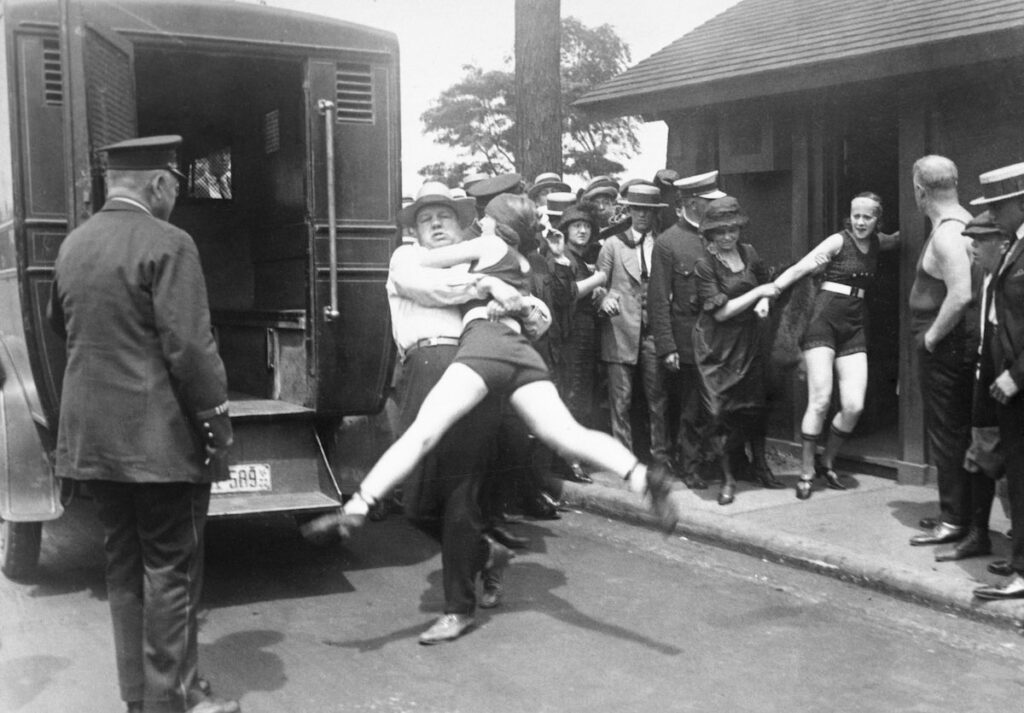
908, 155, 978, 550
972, 162, 1024, 599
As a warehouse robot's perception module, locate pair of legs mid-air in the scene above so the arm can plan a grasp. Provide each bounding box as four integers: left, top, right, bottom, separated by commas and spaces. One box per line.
307, 361, 678, 537
796, 347, 866, 499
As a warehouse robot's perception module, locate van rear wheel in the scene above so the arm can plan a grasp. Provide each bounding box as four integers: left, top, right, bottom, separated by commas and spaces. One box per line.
0, 518, 42, 580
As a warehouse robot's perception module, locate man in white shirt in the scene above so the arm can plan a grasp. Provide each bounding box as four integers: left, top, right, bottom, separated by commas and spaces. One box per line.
386, 182, 551, 643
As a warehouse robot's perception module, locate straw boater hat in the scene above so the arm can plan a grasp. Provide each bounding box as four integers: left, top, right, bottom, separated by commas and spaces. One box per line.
699, 196, 748, 234
971, 162, 1024, 206
542, 191, 577, 218
581, 175, 619, 201
674, 169, 727, 200
618, 178, 656, 200
619, 183, 668, 208
528, 172, 571, 200
398, 181, 477, 229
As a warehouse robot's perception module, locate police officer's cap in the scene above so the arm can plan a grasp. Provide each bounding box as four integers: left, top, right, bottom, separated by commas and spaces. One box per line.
467, 173, 524, 204
100, 135, 187, 181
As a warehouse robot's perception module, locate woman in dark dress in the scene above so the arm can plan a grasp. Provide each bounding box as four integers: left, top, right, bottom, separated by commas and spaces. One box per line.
693, 197, 781, 505
545, 200, 609, 482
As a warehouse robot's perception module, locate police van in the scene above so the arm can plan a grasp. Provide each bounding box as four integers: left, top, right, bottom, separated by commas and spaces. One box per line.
0, 0, 400, 577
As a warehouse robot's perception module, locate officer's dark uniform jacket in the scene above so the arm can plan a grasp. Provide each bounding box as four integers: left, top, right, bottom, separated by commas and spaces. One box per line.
648, 217, 706, 364
48, 199, 228, 483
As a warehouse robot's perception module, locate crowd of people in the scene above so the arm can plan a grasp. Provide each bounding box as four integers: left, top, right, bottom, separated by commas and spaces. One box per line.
45, 128, 1024, 712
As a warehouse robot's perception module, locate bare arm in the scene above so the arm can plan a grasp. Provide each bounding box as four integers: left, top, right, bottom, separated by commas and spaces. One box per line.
712, 283, 779, 322
922, 227, 973, 351
388, 245, 485, 307
773, 233, 843, 291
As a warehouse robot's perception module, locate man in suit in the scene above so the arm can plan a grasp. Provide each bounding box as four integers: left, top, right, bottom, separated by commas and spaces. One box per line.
48, 136, 238, 713
647, 170, 727, 490
597, 183, 670, 466
907, 155, 978, 549
971, 162, 1024, 599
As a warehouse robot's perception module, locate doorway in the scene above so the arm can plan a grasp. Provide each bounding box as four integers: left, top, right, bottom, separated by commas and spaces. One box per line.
828, 97, 901, 461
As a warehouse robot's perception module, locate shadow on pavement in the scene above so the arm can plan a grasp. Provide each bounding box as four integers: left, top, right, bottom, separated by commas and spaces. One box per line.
0, 654, 71, 711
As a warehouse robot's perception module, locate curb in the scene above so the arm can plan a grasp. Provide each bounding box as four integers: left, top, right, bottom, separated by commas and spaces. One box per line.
555, 479, 1024, 631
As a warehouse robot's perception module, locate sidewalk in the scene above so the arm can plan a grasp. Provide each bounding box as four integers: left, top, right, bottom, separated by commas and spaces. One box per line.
551, 457, 1024, 630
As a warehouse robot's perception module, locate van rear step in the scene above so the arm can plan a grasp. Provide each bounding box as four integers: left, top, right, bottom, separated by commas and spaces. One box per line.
208, 491, 339, 519
228, 396, 314, 421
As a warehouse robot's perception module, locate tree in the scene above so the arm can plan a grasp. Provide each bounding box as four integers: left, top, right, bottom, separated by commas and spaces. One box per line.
515, 0, 562, 181
419, 66, 516, 175
419, 16, 640, 180
560, 17, 639, 176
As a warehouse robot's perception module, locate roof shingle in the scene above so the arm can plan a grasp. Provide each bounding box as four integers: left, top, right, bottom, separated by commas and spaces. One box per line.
578, 0, 1024, 114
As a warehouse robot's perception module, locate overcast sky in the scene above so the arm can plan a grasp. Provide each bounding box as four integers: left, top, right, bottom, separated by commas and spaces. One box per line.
255, 0, 742, 193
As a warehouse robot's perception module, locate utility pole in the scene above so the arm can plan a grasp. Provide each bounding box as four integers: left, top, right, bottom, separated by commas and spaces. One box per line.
514, 0, 562, 182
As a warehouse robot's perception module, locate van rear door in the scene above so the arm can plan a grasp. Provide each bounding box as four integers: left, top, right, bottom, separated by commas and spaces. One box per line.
60, 0, 137, 227
305, 58, 396, 416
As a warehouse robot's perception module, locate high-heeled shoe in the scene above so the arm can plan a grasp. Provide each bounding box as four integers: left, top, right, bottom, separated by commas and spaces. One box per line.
814, 458, 847, 490
753, 465, 785, 489
718, 482, 736, 506
795, 475, 814, 500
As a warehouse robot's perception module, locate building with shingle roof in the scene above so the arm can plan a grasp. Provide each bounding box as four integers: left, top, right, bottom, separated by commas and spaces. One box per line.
579, 0, 1024, 482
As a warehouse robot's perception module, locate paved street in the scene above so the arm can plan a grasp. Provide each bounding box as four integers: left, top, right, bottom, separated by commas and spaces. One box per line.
3, 499, 1024, 713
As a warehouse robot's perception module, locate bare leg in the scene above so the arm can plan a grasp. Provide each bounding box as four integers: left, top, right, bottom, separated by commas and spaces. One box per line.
509, 380, 637, 477
797, 347, 835, 499
359, 364, 490, 502
823, 352, 868, 467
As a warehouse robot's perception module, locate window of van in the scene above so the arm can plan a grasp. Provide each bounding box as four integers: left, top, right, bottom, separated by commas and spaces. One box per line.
189, 146, 232, 200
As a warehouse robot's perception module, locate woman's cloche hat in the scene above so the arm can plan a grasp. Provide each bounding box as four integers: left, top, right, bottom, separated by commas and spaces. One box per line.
699, 196, 748, 234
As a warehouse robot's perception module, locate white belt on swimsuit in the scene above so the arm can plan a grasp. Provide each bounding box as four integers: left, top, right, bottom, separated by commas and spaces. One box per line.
821, 281, 866, 300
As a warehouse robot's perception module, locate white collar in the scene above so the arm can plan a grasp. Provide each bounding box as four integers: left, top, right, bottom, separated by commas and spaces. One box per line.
109, 196, 153, 216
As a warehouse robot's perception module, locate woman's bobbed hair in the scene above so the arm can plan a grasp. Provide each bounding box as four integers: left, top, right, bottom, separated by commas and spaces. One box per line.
485, 193, 541, 251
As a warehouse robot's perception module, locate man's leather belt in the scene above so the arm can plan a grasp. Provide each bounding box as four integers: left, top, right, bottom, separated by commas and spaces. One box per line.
406, 336, 461, 356
821, 281, 866, 299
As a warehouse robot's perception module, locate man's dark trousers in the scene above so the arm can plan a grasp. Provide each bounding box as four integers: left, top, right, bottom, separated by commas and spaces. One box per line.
91, 480, 210, 713
396, 344, 501, 615
918, 330, 975, 528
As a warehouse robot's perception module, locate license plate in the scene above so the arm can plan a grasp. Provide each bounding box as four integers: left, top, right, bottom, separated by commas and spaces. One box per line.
212, 463, 272, 494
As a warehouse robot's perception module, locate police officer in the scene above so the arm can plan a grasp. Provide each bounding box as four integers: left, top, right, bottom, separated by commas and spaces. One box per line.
48, 136, 238, 713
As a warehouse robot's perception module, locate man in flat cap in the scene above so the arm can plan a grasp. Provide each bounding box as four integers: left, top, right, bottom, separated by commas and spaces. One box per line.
970, 163, 1024, 599
48, 136, 238, 713
647, 170, 727, 490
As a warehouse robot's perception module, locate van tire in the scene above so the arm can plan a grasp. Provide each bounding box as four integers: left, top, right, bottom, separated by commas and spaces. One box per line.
0, 519, 42, 580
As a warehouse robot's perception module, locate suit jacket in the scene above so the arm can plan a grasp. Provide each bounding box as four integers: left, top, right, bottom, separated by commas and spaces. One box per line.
991, 235, 1024, 392
648, 218, 706, 363
597, 231, 650, 364
49, 200, 229, 484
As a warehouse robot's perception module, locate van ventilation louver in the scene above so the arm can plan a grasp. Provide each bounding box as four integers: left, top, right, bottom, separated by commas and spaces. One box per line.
334, 64, 374, 124
43, 38, 63, 106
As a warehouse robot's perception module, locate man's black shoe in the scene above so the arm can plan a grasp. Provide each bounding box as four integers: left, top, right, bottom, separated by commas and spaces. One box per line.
486, 525, 528, 550
681, 472, 708, 490
521, 492, 560, 520
988, 560, 1014, 577
909, 521, 965, 546
935, 530, 992, 562
974, 574, 1024, 600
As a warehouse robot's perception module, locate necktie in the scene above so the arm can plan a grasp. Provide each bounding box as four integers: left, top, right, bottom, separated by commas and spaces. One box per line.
639, 232, 648, 280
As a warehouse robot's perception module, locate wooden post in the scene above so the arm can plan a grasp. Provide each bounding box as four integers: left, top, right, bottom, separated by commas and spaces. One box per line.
514, 0, 562, 181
